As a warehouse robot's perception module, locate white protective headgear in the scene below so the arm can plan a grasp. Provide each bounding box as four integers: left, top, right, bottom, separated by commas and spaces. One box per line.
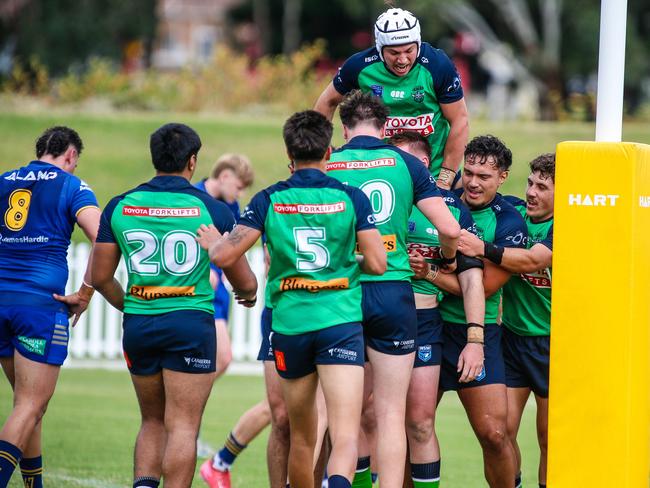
374, 8, 421, 61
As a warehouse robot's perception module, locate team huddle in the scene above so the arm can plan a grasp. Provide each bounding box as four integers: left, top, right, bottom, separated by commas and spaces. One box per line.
0, 7, 554, 488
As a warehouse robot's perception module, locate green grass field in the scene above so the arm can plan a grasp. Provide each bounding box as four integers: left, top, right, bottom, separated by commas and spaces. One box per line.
0, 109, 649, 486
0, 369, 540, 487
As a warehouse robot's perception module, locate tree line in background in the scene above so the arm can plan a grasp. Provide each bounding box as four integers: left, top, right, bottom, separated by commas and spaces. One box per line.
1, 0, 648, 120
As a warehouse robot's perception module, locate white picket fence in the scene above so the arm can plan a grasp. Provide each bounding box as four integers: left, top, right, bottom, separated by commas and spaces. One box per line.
64, 242, 267, 364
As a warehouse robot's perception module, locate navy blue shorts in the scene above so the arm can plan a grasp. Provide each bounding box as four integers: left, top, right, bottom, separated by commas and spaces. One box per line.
122, 310, 216, 375
361, 281, 416, 355
270, 322, 365, 379
257, 306, 273, 361
0, 305, 70, 366
440, 322, 505, 391
414, 307, 443, 368
502, 326, 550, 398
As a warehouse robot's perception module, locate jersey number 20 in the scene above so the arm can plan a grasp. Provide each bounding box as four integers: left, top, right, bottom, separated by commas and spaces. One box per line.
124, 229, 200, 276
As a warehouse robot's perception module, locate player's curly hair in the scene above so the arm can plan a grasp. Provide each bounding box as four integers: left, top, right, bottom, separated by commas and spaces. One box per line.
35, 126, 83, 159
150, 123, 202, 173
529, 153, 555, 182
339, 90, 389, 130
283, 110, 333, 163
464, 134, 512, 172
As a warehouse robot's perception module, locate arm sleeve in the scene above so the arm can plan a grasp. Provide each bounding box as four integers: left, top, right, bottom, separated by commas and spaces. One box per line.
494, 210, 528, 249
540, 224, 553, 251
346, 186, 377, 232
95, 197, 119, 243
205, 200, 237, 234
238, 190, 271, 232
423, 46, 464, 104
332, 53, 365, 95
402, 151, 441, 203
69, 178, 99, 221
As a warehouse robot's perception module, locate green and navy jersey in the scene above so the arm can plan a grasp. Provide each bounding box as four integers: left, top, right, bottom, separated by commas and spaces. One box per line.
0, 160, 99, 308
96, 176, 236, 315
238, 168, 376, 336
407, 189, 477, 296
333, 42, 463, 177
501, 196, 553, 336
440, 192, 527, 324
327, 135, 441, 283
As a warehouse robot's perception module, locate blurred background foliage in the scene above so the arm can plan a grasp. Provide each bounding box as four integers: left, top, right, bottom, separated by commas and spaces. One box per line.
0, 0, 648, 120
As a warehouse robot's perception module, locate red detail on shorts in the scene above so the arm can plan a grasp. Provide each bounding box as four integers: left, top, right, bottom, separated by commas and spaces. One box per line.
274, 350, 287, 371
123, 350, 132, 368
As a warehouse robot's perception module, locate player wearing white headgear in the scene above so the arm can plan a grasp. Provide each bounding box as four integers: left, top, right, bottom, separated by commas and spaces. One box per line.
315, 7, 469, 190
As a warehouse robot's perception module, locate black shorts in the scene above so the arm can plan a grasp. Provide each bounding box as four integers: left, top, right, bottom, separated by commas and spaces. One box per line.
122, 310, 216, 375
414, 307, 443, 368
270, 322, 365, 379
257, 306, 273, 362
440, 322, 505, 391
502, 326, 550, 398
361, 281, 416, 355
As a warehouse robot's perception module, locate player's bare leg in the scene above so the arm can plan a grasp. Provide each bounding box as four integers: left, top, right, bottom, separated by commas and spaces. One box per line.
265, 361, 290, 488
355, 365, 375, 486
366, 348, 415, 488
406, 364, 441, 484
458, 384, 516, 488
535, 395, 548, 486
130, 372, 167, 481
312, 385, 329, 486
281, 371, 319, 488
160, 369, 216, 487
505, 386, 530, 481
0, 352, 59, 451
318, 363, 364, 483
232, 399, 271, 443
214, 319, 232, 378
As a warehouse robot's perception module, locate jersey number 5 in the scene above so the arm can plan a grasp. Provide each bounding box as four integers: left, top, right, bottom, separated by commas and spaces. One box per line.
124, 229, 200, 276
4, 189, 32, 231
294, 227, 330, 272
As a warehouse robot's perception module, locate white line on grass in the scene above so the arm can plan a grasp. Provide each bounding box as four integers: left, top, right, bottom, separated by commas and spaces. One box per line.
47, 472, 125, 488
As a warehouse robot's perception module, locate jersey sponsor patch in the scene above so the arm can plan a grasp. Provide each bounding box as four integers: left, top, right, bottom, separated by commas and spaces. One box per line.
280, 277, 349, 293
4, 170, 58, 181
384, 113, 435, 137
273, 202, 346, 214
326, 158, 396, 171
407, 242, 441, 260
130, 285, 196, 300
520, 270, 551, 288
355, 233, 397, 253
122, 206, 201, 218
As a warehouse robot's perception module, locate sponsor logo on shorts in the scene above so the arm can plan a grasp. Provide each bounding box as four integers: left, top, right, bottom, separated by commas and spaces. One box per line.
418, 344, 432, 362
122, 206, 201, 217
326, 158, 396, 171
392, 339, 415, 350
273, 202, 346, 214
274, 350, 287, 371
17, 336, 46, 356
328, 347, 358, 362
130, 285, 196, 300
384, 114, 435, 137
476, 365, 486, 382
356, 234, 397, 253
280, 277, 349, 293
183, 356, 212, 369
407, 242, 441, 260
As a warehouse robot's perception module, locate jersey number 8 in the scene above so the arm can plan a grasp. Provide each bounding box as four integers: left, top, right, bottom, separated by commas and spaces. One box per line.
124, 229, 200, 276
4, 189, 32, 231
